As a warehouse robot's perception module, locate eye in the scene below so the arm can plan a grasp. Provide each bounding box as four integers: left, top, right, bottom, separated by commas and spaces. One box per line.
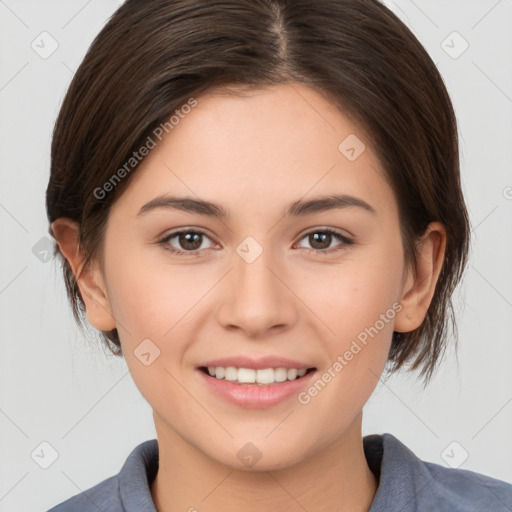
158, 227, 353, 257
158, 229, 216, 255
296, 229, 353, 254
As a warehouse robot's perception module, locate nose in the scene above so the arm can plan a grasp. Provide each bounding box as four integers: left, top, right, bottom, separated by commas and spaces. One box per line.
215, 243, 298, 338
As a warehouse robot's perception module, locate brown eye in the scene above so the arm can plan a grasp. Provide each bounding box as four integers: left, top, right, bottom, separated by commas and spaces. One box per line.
177, 232, 203, 251
159, 229, 215, 254
297, 229, 353, 254
308, 232, 333, 250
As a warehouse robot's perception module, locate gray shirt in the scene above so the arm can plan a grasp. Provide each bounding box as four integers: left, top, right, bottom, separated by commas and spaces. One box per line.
47, 433, 512, 511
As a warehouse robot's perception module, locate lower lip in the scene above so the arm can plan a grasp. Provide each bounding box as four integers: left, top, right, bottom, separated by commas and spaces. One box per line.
196, 368, 317, 409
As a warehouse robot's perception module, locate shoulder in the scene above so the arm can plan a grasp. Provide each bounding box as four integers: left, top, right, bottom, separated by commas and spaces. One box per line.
420, 454, 512, 511
46, 439, 159, 512
47, 475, 120, 512
367, 433, 512, 512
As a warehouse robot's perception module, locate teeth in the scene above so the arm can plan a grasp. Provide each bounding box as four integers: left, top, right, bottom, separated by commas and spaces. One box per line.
206, 366, 310, 385
287, 368, 298, 380
225, 366, 238, 381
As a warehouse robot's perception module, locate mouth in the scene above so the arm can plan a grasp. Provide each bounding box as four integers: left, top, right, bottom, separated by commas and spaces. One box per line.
198, 366, 317, 386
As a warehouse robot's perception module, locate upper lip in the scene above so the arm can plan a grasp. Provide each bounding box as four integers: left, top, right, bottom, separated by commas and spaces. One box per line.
199, 356, 316, 370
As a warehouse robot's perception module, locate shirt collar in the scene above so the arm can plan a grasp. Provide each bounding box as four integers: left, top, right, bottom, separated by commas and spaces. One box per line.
118, 438, 159, 512
117, 433, 423, 511
366, 433, 432, 511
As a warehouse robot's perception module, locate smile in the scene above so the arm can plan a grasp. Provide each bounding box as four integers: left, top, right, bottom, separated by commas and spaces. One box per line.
202, 366, 314, 385
197, 363, 318, 408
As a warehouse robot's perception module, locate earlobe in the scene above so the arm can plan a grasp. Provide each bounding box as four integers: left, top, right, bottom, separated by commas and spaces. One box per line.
394, 222, 447, 333
51, 218, 117, 332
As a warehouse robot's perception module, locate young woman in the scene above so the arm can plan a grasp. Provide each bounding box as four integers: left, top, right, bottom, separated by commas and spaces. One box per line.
45, 0, 512, 510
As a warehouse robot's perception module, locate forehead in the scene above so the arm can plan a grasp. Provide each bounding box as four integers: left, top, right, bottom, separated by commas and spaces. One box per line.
111, 83, 398, 221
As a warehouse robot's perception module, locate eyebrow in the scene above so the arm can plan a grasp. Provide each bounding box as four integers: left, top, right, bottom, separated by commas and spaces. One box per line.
137, 193, 376, 219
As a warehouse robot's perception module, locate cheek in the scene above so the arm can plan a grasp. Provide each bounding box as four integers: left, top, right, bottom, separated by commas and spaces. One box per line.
296, 278, 398, 438
104, 245, 203, 341
104, 258, 199, 407
305, 247, 403, 340
296, 243, 403, 398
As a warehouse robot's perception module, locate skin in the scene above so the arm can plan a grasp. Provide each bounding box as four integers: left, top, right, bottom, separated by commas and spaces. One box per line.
52, 82, 446, 512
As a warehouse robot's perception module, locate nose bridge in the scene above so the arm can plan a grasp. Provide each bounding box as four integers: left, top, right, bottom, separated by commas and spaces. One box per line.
215, 234, 297, 335
237, 243, 276, 293
235, 235, 283, 306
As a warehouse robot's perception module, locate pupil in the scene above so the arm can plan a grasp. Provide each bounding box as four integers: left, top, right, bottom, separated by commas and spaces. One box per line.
310, 232, 331, 249
180, 232, 201, 250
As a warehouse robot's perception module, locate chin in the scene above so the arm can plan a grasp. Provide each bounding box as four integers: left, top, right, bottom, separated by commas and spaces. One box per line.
205, 441, 310, 473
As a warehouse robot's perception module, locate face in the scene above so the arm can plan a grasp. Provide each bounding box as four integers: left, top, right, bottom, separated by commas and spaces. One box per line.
97, 83, 409, 470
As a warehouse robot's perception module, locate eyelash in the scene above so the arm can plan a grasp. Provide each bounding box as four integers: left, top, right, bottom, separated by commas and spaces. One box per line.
157, 228, 353, 257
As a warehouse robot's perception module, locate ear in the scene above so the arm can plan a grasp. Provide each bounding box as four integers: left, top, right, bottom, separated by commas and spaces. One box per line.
394, 221, 447, 333
51, 217, 116, 332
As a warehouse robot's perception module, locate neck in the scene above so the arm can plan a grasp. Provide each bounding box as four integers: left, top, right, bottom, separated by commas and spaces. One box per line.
150, 413, 378, 512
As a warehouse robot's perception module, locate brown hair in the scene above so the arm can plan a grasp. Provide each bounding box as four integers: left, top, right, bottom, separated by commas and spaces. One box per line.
46, 0, 470, 384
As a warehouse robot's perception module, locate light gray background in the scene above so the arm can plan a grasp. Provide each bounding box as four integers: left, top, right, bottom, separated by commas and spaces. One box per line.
1, 1, 511, 510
